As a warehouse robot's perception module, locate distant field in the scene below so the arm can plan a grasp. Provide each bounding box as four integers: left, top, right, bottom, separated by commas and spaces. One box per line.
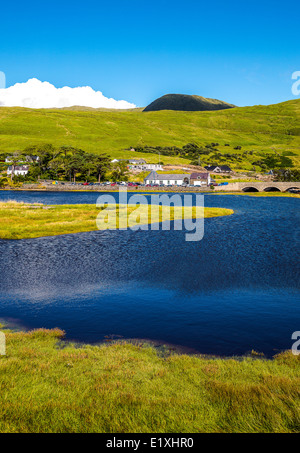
0, 99, 299, 169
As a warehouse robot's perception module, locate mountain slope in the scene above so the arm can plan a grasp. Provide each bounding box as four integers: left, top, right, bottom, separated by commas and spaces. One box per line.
0, 99, 299, 169
143, 94, 235, 112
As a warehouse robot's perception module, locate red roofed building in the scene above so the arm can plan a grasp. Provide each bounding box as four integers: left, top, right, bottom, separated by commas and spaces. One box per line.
190, 172, 211, 186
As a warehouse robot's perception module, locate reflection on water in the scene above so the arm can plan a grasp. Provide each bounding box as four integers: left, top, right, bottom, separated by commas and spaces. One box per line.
0, 191, 299, 356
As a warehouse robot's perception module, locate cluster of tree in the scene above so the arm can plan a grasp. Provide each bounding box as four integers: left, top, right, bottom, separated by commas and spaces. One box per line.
251, 154, 294, 171
2, 145, 113, 183
134, 143, 254, 167
204, 152, 243, 163
134, 143, 297, 172
110, 161, 130, 182
273, 169, 300, 182
135, 143, 221, 161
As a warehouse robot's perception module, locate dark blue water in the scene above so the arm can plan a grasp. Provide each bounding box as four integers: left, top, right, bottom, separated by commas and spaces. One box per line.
0, 190, 299, 356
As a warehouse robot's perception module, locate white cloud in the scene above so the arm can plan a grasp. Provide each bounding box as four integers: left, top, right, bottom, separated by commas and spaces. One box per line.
0, 78, 136, 109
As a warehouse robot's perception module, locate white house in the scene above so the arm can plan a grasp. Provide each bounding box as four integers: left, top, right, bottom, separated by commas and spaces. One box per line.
7, 165, 29, 177
204, 165, 232, 173
111, 158, 146, 165
129, 163, 163, 172
190, 172, 211, 186
144, 171, 190, 186
144, 164, 163, 171
144, 171, 212, 186
25, 155, 39, 163
5, 155, 39, 163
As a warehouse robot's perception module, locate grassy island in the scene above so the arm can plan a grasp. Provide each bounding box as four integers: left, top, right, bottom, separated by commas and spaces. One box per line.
0, 326, 299, 433
0, 201, 233, 240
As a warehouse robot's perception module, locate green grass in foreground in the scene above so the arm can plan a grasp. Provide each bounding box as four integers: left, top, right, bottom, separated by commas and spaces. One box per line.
0, 201, 233, 240
0, 326, 299, 433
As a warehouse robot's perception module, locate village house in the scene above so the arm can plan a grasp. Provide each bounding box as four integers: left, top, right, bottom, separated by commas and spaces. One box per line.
25, 155, 40, 163
204, 165, 232, 173
144, 171, 212, 186
111, 158, 162, 172
111, 158, 146, 165
7, 165, 29, 177
190, 172, 211, 186
5, 155, 39, 163
144, 171, 190, 186
129, 163, 163, 172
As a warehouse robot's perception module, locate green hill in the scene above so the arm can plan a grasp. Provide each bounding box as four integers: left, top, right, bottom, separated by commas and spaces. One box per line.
0, 99, 299, 169
143, 93, 235, 112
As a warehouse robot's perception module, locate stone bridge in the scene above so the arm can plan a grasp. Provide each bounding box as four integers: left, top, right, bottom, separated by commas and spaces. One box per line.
214, 181, 300, 192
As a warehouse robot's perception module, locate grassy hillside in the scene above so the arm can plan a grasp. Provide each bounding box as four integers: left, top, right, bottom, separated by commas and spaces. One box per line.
0, 99, 299, 168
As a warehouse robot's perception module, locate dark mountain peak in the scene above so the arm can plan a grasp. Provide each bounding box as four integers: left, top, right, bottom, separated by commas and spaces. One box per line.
143, 94, 235, 112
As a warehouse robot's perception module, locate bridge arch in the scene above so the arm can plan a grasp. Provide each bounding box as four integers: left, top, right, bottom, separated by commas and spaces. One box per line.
263, 186, 281, 192
242, 186, 259, 192
285, 187, 300, 193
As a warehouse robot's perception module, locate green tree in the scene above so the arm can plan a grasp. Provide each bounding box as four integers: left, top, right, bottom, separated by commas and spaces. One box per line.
0, 177, 9, 187
111, 161, 129, 182
64, 149, 87, 183
92, 154, 111, 182
273, 169, 300, 181
23, 144, 59, 178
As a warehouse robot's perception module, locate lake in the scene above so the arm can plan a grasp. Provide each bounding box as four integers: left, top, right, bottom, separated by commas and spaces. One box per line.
0, 190, 299, 356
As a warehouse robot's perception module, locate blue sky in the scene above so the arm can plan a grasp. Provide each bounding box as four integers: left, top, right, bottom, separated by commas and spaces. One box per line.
0, 0, 299, 107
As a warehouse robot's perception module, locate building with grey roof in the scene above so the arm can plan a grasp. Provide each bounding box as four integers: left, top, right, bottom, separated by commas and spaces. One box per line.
144, 171, 190, 186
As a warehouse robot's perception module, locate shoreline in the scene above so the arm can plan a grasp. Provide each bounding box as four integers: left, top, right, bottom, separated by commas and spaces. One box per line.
0, 321, 276, 360
0, 185, 213, 193
1, 324, 299, 433
1, 186, 299, 196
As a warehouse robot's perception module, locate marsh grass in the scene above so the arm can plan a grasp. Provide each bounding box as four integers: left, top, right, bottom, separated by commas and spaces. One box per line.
0, 201, 233, 240
0, 326, 299, 433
